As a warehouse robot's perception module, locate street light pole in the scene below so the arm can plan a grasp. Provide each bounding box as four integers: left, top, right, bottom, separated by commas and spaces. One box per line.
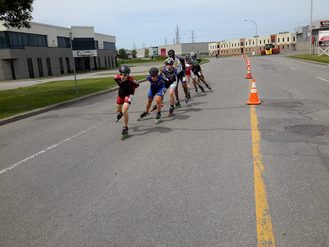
245, 19, 258, 55
69, 31, 78, 95
310, 0, 313, 55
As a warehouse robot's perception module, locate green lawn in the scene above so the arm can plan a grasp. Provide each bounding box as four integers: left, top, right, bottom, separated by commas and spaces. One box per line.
0, 76, 146, 119
288, 54, 329, 64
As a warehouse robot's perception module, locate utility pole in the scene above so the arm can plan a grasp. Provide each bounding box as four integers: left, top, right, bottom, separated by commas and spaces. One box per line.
310, 0, 313, 55
69, 31, 78, 95
191, 30, 195, 43
175, 25, 180, 44
244, 19, 258, 55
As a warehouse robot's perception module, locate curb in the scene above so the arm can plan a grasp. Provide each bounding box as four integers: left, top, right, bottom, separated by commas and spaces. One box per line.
0, 79, 147, 126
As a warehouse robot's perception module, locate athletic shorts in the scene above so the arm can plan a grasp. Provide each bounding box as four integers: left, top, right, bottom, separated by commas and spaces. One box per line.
177, 71, 187, 84
148, 86, 166, 98
192, 69, 203, 79
117, 95, 131, 105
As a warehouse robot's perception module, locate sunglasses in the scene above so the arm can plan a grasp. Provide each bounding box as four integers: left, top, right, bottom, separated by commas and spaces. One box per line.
120, 73, 128, 76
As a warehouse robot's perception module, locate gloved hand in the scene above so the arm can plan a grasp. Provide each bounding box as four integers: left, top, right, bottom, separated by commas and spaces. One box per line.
114, 74, 121, 83
128, 95, 134, 103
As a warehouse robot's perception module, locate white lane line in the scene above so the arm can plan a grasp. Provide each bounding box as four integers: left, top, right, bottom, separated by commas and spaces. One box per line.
316, 76, 329, 83
289, 67, 297, 70
0, 123, 100, 176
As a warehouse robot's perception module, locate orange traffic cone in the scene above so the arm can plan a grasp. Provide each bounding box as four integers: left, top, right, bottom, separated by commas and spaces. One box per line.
247, 80, 261, 105
245, 64, 253, 79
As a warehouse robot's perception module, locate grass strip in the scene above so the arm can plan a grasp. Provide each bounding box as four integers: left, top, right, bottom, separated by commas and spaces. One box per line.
288, 54, 329, 64
0, 76, 145, 119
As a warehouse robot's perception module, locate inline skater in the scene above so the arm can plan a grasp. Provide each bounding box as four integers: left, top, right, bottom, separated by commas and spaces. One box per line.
160, 57, 178, 116
167, 49, 190, 108
114, 65, 139, 139
185, 55, 198, 93
138, 67, 166, 124
185, 55, 206, 94
190, 51, 212, 91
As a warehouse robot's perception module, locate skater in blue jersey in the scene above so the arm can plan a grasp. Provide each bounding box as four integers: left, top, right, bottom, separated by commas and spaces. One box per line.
139, 67, 166, 124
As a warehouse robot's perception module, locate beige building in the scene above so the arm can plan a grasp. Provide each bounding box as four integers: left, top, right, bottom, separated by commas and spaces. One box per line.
136, 42, 211, 58
208, 32, 297, 56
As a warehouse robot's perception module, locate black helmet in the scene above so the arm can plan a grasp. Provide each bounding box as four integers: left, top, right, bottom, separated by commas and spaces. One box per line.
168, 49, 175, 58
119, 65, 130, 74
149, 67, 159, 77
185, 55, 191, 61
164, 57, 174, 65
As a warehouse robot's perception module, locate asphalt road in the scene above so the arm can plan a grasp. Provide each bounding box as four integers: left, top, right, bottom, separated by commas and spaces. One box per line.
0, 56, 328, 246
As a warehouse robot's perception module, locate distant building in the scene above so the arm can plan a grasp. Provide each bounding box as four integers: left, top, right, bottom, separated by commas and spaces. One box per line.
208, 32, 296, 56
296, 19, 329, 53
0, 22, 117, 80
136, 42, 211, 58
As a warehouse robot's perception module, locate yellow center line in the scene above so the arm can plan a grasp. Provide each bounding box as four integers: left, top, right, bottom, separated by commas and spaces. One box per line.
250, 106, 276, 247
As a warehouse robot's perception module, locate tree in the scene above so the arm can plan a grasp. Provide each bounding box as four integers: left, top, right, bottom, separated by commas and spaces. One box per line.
144, 48, 149, 58
118, 48, 127, 59
131, 49, 137, 58
0, 0, 34, 28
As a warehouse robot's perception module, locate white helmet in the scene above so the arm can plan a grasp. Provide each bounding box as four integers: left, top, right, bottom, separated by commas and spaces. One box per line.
190, 51, 196, 57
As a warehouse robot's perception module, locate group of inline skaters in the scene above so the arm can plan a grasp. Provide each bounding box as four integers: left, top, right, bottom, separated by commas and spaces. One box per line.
114, 49, 212, 139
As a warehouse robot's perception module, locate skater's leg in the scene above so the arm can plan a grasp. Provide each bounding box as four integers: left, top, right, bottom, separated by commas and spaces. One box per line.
116, 104, 123, 122
192, 78, 198, 92
122, 102, 130, 128
155, 95, 162, 112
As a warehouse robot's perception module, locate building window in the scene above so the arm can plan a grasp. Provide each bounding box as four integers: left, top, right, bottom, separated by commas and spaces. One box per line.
59, 57, 64, 74
65, 57, 71, 73
108, 56, 111, 67
268, 39, 270, 43
37, 58, 44, 77
293, 36, 296, 42
46, 57, 52, 76
287, 37, 289, 42
6, 31, 47, 48
282, 37, 285, 42
72, 38, 95, 50
0, 31, 8, 48
111, 56, 115, 68
104, 57, 108, 68
57, 37, 71, 48
278, 38, 280, 43
27, 58, 34, 78
103, 41, 116, 50
98, 57, 101, 67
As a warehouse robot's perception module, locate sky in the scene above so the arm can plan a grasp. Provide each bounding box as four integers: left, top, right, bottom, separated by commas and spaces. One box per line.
31, 0, 329, 50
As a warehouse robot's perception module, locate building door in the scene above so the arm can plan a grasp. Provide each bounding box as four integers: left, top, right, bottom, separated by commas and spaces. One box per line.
83, 57, 90, 70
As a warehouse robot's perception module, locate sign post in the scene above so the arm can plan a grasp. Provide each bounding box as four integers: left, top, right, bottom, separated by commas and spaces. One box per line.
69, 32, 78, 95
318, 30, 329, 56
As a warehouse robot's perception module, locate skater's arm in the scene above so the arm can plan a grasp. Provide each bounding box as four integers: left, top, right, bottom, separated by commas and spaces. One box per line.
114, 74, 122, 85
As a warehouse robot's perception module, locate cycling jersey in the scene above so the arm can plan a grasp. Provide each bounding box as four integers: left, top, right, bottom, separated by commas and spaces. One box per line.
114, 75, 139, 98
160, 66, 177, 88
